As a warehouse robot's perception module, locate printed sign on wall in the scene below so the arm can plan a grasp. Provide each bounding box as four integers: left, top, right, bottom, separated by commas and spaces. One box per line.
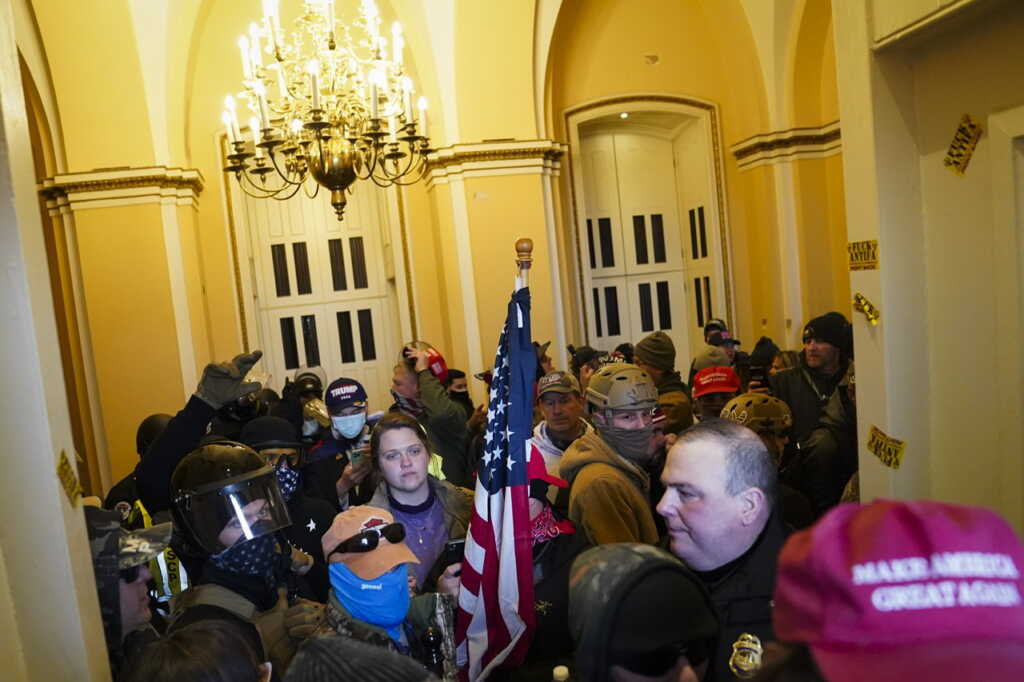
943, 114, 982, 176
848, 240, 879, 270
867, 426, 906, 469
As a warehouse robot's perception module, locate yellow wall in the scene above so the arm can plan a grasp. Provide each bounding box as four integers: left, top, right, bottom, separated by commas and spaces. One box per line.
32, 0, 154, 170
74, 204, 187, 481
406, 180, 453, 354
464, 174, 556, 359
454, 0, 538, 142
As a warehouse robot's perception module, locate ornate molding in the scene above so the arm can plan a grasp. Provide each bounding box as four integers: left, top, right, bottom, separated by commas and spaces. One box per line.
39, 166, 205, 210
426, 140, 567, 185
731, 122, 842, 170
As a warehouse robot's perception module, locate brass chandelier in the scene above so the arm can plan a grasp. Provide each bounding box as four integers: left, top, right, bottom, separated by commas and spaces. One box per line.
222, 0, 432, 220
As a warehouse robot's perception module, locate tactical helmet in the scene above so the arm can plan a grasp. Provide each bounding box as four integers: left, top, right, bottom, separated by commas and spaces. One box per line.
720, 393, 793, 435
136, 413, 173, 458
171, 442, 291, 555
585, 363, 658, 413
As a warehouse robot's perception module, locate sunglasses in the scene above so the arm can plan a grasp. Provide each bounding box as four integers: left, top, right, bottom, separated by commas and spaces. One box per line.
329, 522, 406, 556
616, 640, 708, 677
120, 564, 144, 583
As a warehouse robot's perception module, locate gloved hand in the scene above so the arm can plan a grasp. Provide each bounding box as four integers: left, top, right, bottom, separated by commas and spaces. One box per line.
194, 350, 263, 409
290, 546, 314, 576
284, 598, 326, 640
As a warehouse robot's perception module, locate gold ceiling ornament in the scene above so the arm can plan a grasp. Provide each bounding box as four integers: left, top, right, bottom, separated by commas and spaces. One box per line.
221, 0, 433, 220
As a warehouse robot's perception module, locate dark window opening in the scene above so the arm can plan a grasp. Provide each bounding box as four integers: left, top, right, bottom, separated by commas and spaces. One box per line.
694, 278, 704, 328
586, 219, 597, 269
328, 238, 348, 291
592, 288, 603, 337
300, 314, 320, 367
598, 218, 615, 268
271, 244, 290, 297
698, 206, 708, 258
280, 317, 299, 369
651, 214, 666, 263
337, 311, 356, 363
357, 309, 377, 361
633, 215, 648, 265
656, 281, 672, 330
638, 283, 654, 332
293, 242, 312, 295
604, 287, 621, 337
350, 237, 369, 289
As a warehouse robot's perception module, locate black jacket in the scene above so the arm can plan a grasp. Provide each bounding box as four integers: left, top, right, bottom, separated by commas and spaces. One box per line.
135, 394, 332, 602
768, 361, 847, 445
490, 526, 592, 682
699, 514, 790, 682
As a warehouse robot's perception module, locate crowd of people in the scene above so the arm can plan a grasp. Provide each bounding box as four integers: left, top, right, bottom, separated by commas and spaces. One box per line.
82, 313, 1024, 681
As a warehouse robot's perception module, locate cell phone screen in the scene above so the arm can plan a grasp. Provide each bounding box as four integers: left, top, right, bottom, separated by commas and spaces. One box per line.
442, 539, 466, 568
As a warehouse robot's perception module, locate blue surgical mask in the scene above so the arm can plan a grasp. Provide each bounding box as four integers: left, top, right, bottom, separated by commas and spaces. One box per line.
328, 562, 410, 643
332, 413, 366, 440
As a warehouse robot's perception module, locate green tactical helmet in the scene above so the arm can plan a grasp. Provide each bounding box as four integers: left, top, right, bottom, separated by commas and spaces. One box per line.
720, 392, 793, 435
585, 363, 658, 412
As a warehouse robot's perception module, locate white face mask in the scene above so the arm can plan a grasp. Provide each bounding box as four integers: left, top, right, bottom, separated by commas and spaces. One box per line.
332, 413, 366, 440
302, 418, 319, 436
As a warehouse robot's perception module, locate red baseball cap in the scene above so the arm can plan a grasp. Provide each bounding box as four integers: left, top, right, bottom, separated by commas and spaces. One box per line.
774, 499, 1024, 682
691, 366, 740, 398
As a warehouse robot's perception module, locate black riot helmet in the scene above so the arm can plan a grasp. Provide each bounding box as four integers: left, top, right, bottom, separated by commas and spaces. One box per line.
136, 413, 173, 458
171, 442, 292, 555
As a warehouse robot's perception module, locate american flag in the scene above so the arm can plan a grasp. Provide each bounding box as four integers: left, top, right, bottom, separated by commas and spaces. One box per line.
456, 286, 536, 680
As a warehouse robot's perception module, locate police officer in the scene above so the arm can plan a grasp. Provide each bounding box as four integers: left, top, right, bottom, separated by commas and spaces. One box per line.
657, 418, 789, 681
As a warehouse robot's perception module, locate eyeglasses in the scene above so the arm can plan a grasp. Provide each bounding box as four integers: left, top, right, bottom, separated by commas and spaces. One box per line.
261, 449, 302, 468
120, 564, 143, 583
616, 640, 708, 677
329, 522, 406, 556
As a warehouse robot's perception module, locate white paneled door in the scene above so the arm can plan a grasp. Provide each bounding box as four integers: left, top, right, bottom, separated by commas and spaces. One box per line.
229, 164, 399, 412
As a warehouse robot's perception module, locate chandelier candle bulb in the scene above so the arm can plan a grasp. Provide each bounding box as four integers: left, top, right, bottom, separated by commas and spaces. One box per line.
274, 63, 287, 100
222, 112, 237, 144
402, 77, 413, 122
224, 95, 241, 140
306, 59, 320, 110
263, 0, 281, 50
238, 36, 252, 80
250, 117, 265, 158
249, 23, 263, 70
417, 96, 428, 136
392, 22, 403, 66
255, 82, 271, 129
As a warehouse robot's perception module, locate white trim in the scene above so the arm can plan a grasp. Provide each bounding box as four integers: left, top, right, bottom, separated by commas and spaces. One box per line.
565, 95, 735, 343
987, 105, 1024, 528
541, 172, 568, 370
448, 176, 484, 378
12, 0, 67, 173
160, 201, 198, 400
772, 163, 804, 348
533, 0, 563, 138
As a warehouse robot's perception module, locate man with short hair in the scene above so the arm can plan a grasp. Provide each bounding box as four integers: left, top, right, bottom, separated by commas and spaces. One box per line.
691, 366, 740, 421
768, 312, 852, 446
633, 331, 694, 436
532, 371, 593, 488
657, 418, 789, 682
559, 363, 661, 546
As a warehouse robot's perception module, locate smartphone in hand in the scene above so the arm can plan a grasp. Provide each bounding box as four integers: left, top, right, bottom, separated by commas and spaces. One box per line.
441, 538, 466, 570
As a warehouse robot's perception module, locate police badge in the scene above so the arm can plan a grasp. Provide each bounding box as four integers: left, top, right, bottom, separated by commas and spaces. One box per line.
729, 633, 764, 678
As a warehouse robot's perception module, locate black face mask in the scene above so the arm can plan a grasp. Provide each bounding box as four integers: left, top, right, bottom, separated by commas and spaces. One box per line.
450, 390, 473, 412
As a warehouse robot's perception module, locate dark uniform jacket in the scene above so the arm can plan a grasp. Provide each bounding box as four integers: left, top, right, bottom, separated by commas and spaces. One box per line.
698, 514, 790, 682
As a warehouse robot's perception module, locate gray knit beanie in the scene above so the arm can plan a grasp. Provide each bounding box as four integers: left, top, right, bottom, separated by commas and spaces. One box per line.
634, 331, 676, 372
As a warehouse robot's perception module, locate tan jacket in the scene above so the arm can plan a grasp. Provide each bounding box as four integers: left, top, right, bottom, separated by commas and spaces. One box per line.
558, 430, 660, 546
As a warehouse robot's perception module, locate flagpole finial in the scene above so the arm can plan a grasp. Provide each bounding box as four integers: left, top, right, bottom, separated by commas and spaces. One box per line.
515, 238, 533, 269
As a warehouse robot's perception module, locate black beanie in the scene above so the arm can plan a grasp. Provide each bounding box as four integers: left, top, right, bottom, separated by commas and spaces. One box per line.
803, 312, 853, 358
285, 636, 437, 682
749, 336, 781, 368
239, 415, 301, 451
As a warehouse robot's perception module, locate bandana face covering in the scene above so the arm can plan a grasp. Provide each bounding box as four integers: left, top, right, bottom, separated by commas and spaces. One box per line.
391, 389, 425, 418
275, 464, 300, 502
599, 423, 655, 463
209, 534, 277, 583
329, 562, 410, 643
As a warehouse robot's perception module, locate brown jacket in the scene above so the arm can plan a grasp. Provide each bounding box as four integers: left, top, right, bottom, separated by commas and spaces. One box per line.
655, 371, 693, 435
558, 430, 660, 546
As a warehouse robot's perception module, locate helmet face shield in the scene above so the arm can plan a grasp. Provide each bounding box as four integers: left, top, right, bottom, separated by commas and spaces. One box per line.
176, 466, 291, 554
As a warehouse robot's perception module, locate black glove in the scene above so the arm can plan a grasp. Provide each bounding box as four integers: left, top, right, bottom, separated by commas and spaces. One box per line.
195, 350, 263, 409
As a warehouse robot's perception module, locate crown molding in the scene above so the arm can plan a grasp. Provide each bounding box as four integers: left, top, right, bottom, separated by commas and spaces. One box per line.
39, 166, 204, 210
731, 121, 842, 170
426, 139, 567, 186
